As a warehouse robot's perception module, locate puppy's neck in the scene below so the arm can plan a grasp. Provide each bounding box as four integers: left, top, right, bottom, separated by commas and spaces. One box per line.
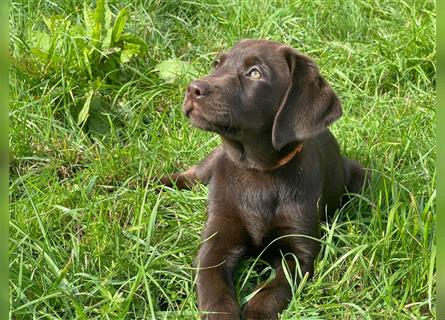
221, 132, 302, 171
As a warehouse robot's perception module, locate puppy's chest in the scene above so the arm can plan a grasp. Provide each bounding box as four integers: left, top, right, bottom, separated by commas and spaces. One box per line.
233, 174, 281, 215
210, 169, 301, 245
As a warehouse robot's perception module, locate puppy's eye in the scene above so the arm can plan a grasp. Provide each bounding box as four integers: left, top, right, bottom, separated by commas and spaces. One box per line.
247, 67, 261, 79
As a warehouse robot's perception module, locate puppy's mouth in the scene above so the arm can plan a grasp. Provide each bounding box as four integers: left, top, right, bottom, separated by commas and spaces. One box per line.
183, 101, 238, 135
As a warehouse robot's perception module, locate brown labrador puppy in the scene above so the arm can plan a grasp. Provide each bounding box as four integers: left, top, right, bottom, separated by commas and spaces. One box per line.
160, 39, 366, 319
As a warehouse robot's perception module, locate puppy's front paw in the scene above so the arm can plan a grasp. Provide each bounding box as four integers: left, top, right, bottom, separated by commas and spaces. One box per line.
242, 309, 273, 320
241, 283, 291, 320
159, 174, 177, 187
158, 173, 197, 190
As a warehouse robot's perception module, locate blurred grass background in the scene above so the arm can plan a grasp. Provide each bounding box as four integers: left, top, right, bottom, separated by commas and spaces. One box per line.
9, 0, 436, 319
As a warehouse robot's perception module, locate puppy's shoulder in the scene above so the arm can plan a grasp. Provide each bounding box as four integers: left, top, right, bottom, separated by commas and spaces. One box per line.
312, 130, 340, 150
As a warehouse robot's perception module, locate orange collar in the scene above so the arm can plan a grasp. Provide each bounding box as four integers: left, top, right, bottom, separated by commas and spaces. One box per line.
265, 144, 303, 171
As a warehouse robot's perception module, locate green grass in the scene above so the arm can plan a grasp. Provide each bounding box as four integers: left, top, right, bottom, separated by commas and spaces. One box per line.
9, 0, 436, 319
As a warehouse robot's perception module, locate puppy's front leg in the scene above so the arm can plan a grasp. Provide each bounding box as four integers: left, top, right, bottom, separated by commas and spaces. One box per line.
159, 147, 222, 190
197, 214, 247, 320
242, 227, 319, 320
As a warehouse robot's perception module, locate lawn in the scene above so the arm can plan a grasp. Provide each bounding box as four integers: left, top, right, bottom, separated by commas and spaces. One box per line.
9, 0, 436, 319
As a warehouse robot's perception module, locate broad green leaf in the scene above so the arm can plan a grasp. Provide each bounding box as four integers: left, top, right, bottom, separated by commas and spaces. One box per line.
77, 90, 94, 126
119, 33, 147, 49
93, 0, 109, 43
94, 0, 106, 29
111, 8, 128, 44
120, 43, 140, 63
42, 15, 70, 34
118, 33, 147, 53
30, 31, 51, 58
85, 0, 102, 45
88, 112, 109, 134
103, 1, 112, 31
156, 59, 183, 82
155, 59, 199, 83
92, 22, 102, 47
83, 3, 95, 38
88, 97, 110, 134
120, 50, 135, 64
103, 27, 113, 49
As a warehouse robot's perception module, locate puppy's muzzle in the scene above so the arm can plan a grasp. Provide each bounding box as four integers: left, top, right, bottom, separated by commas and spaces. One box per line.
184, 80, 212, 117
188, 80, 211, 99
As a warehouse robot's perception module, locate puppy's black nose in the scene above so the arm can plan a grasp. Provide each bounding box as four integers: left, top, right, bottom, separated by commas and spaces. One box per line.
188, 81, 211, 99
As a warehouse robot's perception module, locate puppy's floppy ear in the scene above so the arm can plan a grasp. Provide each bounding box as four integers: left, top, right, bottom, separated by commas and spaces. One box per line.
272, 46, 342, 150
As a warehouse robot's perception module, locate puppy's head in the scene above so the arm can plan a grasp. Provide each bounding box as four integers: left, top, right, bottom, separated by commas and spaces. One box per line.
183, 39, 342, 150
